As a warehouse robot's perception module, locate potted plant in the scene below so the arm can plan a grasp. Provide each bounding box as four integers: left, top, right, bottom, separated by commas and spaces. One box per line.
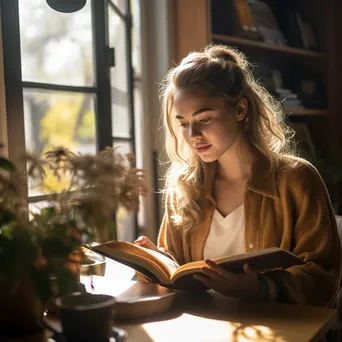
0, 146, 146, 338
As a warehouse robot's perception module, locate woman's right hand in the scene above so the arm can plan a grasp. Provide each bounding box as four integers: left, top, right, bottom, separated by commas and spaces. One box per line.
134, 236, 159, 253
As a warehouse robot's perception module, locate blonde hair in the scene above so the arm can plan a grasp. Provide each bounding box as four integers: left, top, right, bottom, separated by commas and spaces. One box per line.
160, 44, 294, 231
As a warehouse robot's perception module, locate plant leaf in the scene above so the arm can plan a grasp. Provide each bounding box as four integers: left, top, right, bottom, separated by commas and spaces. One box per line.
0, 157, 16, 172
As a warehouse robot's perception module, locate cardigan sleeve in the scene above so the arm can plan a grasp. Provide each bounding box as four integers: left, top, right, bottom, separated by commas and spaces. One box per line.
264, 162, 342, 307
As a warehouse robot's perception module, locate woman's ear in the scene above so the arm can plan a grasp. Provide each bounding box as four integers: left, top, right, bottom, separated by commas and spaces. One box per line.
236, 97, 248, 122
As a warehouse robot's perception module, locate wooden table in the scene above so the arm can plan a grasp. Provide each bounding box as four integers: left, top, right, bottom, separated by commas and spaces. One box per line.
79, 274, 337, 342
119, 288, 336, 342
42, 258, 338, 342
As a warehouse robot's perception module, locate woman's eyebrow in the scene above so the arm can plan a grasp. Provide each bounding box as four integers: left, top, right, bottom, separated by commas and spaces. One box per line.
175, 108, 214, 119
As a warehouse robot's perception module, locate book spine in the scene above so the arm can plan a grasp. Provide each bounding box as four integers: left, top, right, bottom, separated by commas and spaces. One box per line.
295, 11, 308, 49
233, 0, 250, 35
241, 0, 257, 33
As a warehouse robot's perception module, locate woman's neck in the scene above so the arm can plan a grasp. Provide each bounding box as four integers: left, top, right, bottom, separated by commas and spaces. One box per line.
216, 137, 253, 182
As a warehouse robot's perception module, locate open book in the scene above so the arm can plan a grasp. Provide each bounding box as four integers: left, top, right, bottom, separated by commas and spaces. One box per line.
85, 241, 304, 291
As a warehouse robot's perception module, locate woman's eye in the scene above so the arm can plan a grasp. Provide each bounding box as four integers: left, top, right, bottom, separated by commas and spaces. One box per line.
199, 118, 211, 123
179, 122, 189, 127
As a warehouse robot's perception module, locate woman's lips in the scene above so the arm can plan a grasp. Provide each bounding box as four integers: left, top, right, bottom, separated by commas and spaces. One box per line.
195, 144, 212, 153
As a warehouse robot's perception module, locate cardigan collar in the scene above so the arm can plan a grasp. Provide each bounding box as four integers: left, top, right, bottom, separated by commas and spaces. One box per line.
204, 154, 279, 205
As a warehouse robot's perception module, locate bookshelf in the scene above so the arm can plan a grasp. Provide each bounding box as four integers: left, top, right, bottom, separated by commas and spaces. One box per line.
211, 34, 328, 60
284, 109, 328, 117
171, 0, 342, 211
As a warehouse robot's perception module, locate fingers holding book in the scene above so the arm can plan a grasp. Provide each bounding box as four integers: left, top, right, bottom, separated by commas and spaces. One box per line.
202, 259, 231, 279
134, 236, 159, 253
193, 261, 263, 299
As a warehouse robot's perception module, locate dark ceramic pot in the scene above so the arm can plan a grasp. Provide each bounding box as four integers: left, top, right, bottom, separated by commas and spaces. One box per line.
56, 292, 116, 342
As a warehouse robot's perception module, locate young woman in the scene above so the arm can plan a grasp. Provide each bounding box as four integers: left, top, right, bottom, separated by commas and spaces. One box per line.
135, 45, 341, 306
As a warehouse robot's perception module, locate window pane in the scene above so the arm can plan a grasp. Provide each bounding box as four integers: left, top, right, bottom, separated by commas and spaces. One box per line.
116, 206, 135, 242
113, 140, 133, 156
108, 5, 132, 139
23, 89, 96, 195
19, 0, 94, 86
24, 89, 96, 155
133, 82, 143, 160
131, 0, 141, 76
112, 103, 131, 139
113, 139, 135, 241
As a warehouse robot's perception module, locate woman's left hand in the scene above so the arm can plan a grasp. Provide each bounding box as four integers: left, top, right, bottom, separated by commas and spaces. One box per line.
193, 260, 262, 299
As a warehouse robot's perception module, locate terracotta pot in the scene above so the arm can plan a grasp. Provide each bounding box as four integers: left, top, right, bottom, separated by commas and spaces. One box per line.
0, 271, 43, 338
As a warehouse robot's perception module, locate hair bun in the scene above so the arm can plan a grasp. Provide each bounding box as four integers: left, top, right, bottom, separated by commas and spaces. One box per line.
205, 45, 247, 69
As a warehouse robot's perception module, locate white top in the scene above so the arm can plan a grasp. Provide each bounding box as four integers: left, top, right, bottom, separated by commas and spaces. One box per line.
203, 204, 246, 260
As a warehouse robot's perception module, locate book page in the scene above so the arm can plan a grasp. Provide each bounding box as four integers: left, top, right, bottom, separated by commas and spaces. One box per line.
171, 260, 205, 280
90, 241, 180, 284
141, 248, 180, 275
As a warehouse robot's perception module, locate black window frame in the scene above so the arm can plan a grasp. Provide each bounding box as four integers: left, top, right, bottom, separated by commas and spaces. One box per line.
0, 0, 138, 236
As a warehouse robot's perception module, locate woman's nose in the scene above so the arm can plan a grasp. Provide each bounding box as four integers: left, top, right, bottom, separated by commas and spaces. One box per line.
189, 124, 202, 140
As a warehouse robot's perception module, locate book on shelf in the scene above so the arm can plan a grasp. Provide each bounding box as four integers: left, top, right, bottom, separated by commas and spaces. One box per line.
233, 0, 261, 39
234, 0, 250, 33
254, 65, 300, 102
291, 12, 319, 51
276, 88, 294, 97
293, 72, 326, 109
275, 85, 304, 109
84, 240, 305, 291
301, 21, 318, 50
269, 2, 316, 50
210, 0, 261, 40
280, 98, 304, 110
276, 88, 298, 99
246, 0, 287, 45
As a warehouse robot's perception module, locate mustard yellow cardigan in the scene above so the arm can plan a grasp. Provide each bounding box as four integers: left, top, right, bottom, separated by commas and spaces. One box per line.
157, 156, 342, 307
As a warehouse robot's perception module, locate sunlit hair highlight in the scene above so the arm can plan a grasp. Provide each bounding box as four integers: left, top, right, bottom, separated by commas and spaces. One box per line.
160, 44, 295, 231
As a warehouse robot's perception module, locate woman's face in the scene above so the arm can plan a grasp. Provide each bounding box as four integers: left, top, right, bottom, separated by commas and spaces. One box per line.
173, 88, 246, 163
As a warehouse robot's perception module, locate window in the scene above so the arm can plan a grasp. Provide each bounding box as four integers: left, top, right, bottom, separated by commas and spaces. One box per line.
19, 0, 97, 166
1, 0, 142, 242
